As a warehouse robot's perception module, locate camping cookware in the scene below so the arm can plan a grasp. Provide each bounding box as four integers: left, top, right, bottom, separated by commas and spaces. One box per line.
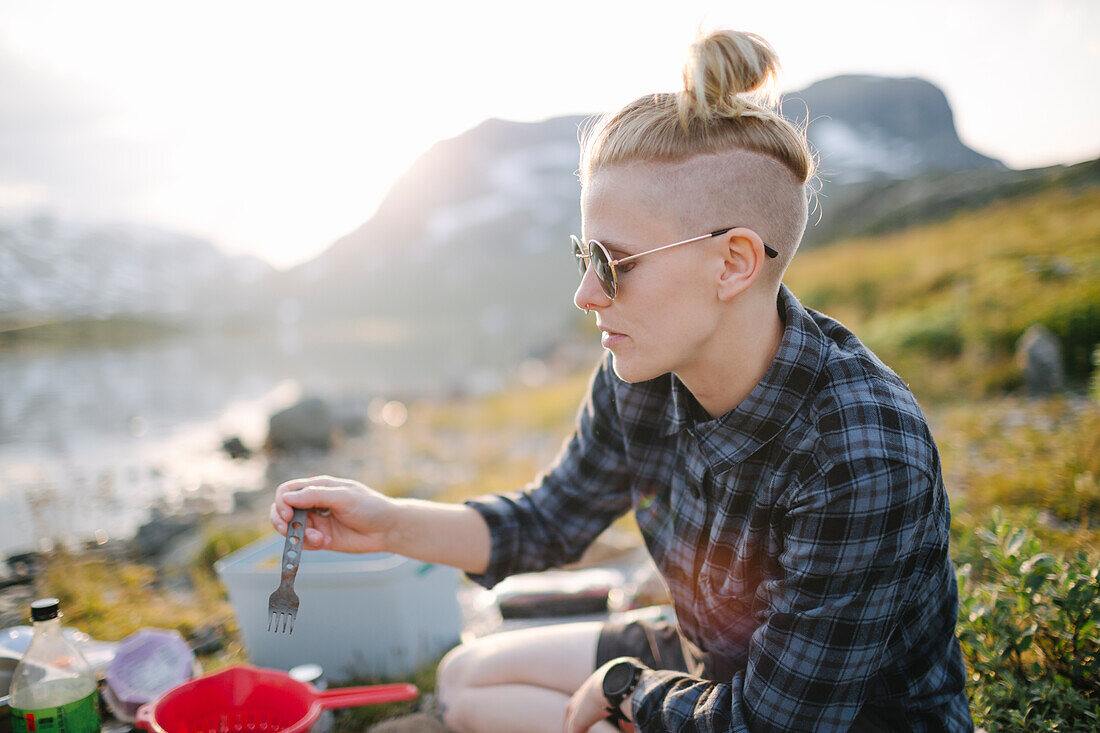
134, 665, 418, 733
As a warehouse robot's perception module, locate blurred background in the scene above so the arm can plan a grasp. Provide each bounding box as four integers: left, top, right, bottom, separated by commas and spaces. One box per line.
0, 0, 1097, 563
1, 2, 1098, 728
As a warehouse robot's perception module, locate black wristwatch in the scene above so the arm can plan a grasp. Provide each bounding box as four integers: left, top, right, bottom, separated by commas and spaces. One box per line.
602, 657, 644, 724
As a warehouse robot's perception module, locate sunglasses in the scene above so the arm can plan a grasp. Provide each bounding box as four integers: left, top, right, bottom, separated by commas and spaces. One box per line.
571, 226, 779, 299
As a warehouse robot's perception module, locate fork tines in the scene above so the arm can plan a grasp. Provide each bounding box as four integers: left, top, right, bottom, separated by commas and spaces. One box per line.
267, 610, 294, 634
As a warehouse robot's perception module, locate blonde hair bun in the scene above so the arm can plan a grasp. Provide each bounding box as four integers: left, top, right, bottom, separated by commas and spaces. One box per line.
680, 30, 781, 123
581, 28, 814, 187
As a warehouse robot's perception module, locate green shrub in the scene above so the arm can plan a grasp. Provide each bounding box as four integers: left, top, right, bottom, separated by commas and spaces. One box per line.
1044, 293, 1100, 382
193, 523, 266, 577
955, 510, 1100, 731
898, 313, 965, 359
1090, 344, 1100, 402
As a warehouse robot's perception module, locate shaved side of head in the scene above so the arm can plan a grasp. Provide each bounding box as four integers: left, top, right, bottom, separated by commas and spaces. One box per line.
639, 150, 808, 284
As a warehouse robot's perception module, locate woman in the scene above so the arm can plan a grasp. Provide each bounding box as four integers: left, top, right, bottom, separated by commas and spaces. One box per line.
272, 29, 972, 733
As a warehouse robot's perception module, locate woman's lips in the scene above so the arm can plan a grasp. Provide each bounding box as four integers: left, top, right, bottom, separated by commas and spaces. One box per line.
600, 329, 627, 348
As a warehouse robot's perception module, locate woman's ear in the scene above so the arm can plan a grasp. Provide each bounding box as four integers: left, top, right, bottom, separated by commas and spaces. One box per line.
716, 227, 766, 301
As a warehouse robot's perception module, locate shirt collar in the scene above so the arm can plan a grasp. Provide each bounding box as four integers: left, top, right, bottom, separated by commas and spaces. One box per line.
661, 284, 828, 470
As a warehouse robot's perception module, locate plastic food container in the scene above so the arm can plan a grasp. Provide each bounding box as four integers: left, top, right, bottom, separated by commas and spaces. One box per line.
216, 535, 462, 679
103, 628, 198, 722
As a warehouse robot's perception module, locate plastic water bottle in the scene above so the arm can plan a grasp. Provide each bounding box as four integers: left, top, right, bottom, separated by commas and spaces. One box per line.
8, 598, 101, 733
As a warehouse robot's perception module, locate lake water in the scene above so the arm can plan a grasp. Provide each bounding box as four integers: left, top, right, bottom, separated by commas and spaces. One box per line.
0, 321, 552, 558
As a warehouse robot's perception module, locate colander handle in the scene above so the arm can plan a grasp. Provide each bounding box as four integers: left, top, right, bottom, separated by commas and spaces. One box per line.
317, 682, 419, 709
134, 703, 155, 731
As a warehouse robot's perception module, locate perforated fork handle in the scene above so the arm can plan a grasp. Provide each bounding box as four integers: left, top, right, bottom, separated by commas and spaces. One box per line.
279, 507, 308, 588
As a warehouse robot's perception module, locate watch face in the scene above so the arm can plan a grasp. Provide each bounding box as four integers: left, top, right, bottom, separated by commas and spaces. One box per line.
603, 660, 638, 698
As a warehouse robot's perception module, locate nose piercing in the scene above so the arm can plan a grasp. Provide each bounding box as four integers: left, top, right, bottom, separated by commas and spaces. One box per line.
584, 304, 592, 314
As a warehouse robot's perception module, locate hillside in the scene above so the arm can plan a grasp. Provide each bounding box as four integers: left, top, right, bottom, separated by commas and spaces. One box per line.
785, 185, 1100, 403
801, 155, 1100, 247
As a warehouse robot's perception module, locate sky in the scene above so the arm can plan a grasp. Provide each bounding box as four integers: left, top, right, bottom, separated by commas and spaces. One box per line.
1, 0, 1097, 269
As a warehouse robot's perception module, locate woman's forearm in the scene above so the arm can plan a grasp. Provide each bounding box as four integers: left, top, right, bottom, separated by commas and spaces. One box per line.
386, 498, 492, 574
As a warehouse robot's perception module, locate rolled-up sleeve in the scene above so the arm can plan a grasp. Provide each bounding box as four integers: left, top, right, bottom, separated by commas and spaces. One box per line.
630, 455, 953, 732
465, 356, 635, 588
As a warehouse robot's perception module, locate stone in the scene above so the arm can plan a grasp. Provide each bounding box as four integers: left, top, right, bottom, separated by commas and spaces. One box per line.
130, 512, 199, 560
221, 436, 252, 460
332, 398, 369, 438
1016, 324, 1065, 396
267, 398, 336, 453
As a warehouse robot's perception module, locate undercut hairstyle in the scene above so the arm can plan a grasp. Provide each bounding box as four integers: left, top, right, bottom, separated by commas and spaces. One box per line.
580, 30, 816, 274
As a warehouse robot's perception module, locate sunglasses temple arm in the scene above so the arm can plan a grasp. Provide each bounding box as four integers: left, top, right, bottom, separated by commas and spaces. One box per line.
612, 232, 716, 266
709, 227, 779, 258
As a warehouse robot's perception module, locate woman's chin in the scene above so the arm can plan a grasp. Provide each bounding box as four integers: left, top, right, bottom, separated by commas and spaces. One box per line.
610, 353, 664, 384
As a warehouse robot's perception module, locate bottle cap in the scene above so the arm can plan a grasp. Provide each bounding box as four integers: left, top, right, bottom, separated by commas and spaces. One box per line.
30, 597, 61, 621
289, 663, 324, 684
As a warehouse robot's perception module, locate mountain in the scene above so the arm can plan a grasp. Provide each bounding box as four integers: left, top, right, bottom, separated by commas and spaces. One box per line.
0, 75, 1035, 338
263, 115, 587, 342
781, 75, 1004, 183
264, 75, 1009, 345
0, 215, 272, 320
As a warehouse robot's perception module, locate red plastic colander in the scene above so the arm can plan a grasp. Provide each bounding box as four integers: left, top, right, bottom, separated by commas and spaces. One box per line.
133, 665, 419, 733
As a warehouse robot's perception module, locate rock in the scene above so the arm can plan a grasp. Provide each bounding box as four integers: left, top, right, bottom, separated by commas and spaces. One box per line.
1016, 324, 1065, 396
336, 411, 368, 438
130, 512, 199, 560
0, 583, 35, 628
4, 552, 42, 582
187, 624, 225, 655
267, 398, 336, 453
331, 397, 370, 438
221, 436, 252, 460
232, 488, 266, 513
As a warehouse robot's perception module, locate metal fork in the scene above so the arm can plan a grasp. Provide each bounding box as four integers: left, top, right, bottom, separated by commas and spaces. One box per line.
268, 506, 307, 633
268, 494, 333, 634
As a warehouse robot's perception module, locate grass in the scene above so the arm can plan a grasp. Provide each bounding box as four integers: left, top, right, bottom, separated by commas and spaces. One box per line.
31, 519, 269, 672
424, 369, 593, 434
38, 550, 232, 642
329, 658, 447, 731
940, 398, 1100, 558
786, 187, 1100, 402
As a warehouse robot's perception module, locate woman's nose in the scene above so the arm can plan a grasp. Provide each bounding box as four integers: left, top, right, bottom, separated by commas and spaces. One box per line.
573, 264, 610, 312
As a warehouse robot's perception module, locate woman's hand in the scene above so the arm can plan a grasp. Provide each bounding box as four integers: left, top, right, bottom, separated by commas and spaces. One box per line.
269, 475, 398, 553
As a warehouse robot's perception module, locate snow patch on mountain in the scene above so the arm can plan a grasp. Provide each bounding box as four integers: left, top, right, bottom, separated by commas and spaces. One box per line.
424, 140, 579, 250
0, 216, 271, 318
811, 119, 924, 181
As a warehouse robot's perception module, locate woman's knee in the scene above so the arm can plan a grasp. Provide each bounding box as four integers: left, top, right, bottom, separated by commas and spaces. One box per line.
437, 685, 476, 733
437, 639, 479, 695
436, 640, 487, 729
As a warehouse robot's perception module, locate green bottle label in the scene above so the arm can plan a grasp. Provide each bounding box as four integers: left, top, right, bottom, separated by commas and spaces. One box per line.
10, 690, 100, 733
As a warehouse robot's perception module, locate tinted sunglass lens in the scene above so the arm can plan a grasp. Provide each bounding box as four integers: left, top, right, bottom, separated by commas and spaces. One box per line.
572, 238, 588, 277
591, 245, 616, 298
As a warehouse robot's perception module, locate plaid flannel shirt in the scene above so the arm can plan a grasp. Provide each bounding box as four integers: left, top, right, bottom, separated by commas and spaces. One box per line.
466, 285, 972, 732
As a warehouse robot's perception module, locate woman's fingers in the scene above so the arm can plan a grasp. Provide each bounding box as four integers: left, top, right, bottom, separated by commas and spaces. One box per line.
305, 527, 327, 548
278, 480, 349, 519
